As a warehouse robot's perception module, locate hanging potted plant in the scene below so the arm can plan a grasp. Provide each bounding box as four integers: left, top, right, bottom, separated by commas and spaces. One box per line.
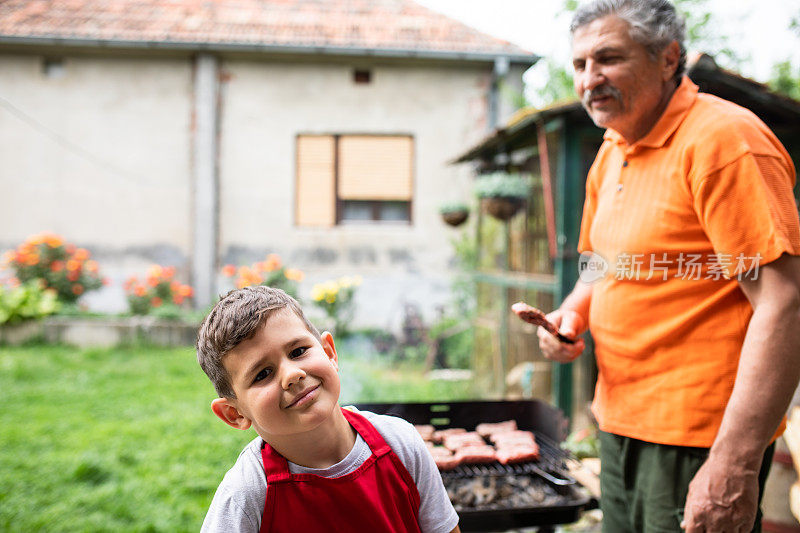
474, 172, 532, 221
438, 201, 470, 227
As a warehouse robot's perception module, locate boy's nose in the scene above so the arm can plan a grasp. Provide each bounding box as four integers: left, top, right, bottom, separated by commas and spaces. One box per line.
281, 362, 307, 389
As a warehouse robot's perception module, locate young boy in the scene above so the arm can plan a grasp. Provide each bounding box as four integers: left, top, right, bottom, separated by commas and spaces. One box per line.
196, 285, 460, 533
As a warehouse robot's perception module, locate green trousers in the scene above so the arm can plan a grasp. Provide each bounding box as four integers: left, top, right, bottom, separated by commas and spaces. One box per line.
599, 431, 775, 533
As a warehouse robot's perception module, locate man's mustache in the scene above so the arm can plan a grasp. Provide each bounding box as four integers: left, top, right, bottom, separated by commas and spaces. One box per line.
582, 85, 623, 108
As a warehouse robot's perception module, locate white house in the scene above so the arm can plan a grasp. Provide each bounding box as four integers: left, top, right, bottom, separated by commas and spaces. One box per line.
0, 0, 537, 329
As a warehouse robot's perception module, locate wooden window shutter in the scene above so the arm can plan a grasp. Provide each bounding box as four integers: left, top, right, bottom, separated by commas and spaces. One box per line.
337, 136, 413, 201
296, 135, 336, 227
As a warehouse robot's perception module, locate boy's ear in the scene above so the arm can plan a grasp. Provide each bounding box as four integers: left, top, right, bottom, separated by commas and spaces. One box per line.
211, 398, 252, 430
320, 331, 338, 370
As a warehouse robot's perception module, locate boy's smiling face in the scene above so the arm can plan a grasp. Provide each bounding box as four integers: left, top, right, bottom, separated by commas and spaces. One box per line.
212, 309, 341, 440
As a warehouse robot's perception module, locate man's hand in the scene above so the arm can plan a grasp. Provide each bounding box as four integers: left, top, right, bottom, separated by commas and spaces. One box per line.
682, 454, 760, 532
536, 309, 586, 363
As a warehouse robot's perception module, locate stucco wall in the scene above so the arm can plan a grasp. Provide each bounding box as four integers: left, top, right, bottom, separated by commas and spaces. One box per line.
0, 53, 193, 310
217, 59, 491, 329
1, 51, 516, 327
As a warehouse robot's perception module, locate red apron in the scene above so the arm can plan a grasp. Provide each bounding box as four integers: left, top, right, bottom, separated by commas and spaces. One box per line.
259, 408, 422, 533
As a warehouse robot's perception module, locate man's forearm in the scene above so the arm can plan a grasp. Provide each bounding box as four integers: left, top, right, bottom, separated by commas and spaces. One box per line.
710, 296, 800, 467
559, 280, 593, 326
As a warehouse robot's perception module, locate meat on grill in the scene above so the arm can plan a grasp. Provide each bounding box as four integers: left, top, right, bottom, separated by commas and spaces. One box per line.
414, 424, 435, 441
424, 425, 542, 470
432, 427, 467, 444
489, 430, 536, 445
443, 432, 485, 451
495, 443, 541, 464
511, 301, 577, 344
429, 446, 460, 471
475, 420, 517, 438
454, 445, 497, 464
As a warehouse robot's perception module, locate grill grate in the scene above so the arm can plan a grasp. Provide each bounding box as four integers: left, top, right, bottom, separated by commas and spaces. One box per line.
354, 400, 595, 531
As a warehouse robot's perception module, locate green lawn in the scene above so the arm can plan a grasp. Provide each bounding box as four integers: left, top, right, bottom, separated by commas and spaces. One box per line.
0, 340, 476, 532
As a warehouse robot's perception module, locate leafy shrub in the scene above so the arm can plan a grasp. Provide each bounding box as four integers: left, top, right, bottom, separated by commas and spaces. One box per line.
2, 232, 105, 304
0, 280, 60, 324
222, 254, 304, 298
311, 276, 362, 337
123, 265, 194, 316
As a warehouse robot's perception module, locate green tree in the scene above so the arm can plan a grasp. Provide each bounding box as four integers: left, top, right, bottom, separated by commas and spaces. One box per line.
769, 60, 800, 100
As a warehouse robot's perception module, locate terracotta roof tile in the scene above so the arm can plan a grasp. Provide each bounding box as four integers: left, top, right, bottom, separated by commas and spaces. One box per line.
0, 0, 535, 60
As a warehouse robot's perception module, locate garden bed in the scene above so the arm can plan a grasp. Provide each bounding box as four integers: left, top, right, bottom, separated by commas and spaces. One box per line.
0, 316, 199, 348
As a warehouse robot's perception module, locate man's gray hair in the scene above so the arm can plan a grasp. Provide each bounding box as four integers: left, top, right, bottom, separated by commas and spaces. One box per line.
570, 0, 687, 84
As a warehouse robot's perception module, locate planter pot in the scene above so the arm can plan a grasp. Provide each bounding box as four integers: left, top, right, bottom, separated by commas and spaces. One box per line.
481, 197, 525, 221
441, 210, 469, 227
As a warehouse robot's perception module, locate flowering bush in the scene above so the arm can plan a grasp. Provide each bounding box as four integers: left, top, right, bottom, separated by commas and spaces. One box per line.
310, 276, 362, 337
1, 232, 105, 304
222, 254, 304, 298
123, 265, 194, 316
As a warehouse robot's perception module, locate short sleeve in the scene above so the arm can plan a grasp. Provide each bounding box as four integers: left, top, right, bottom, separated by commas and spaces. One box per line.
578, 157, 602, 254
201, 439, 267, 533
692, 152, 800, 277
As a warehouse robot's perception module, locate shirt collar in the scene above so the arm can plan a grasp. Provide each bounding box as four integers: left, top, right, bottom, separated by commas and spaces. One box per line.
602, 76, 699, 149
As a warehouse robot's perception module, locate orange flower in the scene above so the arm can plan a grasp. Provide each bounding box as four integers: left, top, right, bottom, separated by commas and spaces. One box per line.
50, 260, 65, 272
25, 253, 40, 266
147, 265, 163, 279
147, 276, 160, 287
85, 260, 98, 273
67, 271, 80, 282
284, 268, 304, 282
151, 297, 163, 308
173, 294, 184, 305
66, 259, 81, 271
44, 233, 63, 248
222, 264, 236, 277
134, 285, 147, 297
163, 266, 176, 278
264, 254, 282, 272
65, 244, 76, 254
72, 284, 84, 295
73, 248, 90, 261
179, 285, 194, 298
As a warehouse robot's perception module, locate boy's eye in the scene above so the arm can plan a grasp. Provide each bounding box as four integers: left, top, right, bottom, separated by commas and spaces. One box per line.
253, 368, 272, 383
289, 346, 308, 358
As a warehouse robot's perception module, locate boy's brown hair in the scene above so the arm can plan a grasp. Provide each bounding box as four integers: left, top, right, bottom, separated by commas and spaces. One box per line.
196, 285, 321, 398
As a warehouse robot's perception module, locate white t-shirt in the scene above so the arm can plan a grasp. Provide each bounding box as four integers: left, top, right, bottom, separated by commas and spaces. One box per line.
201, 409, 459, 533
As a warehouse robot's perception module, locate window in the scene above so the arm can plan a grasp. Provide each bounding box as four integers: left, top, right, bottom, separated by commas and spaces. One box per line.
353, 69, 371, 84
296, 135, 413, 226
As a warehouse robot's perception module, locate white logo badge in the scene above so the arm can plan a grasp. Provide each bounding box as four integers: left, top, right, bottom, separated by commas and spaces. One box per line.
578, 252, 609, 283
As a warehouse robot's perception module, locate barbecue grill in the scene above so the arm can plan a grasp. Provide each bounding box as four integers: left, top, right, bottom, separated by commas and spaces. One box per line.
355, 399, 597, 532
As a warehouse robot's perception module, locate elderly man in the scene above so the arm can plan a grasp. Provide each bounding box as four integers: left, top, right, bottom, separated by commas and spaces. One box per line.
521, 0, 800, 531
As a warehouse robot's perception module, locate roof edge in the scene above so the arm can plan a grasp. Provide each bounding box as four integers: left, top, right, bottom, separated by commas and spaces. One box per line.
0, 35, 539, 65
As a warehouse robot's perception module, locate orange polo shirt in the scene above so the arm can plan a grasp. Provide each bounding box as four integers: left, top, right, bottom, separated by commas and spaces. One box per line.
578, 77, 800, 447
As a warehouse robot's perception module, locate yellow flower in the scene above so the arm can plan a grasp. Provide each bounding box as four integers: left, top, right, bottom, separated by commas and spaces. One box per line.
325, 295, 336, 304
311, 285, 325, 301
147, 264, 163, 278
